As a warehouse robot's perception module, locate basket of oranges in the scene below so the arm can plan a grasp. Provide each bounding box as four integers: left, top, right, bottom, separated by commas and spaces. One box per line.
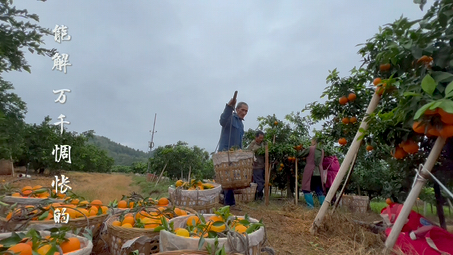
0, 228, 93, 254
233, 183, 257, 203
158, 206, 267, 254
111, 196, 171, 215
106, 206, 196, 255
168, 179, 222, 214
212, 150, 254, 190
2, 185, 65, 205
0, 199, 110, 237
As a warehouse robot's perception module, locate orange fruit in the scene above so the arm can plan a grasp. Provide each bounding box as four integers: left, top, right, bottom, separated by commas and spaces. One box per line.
117, 200, 128, 208
144, 221, 160, 229
59, 237, 81, 253
393, 147, 407, 159
400, 140, 419, 154
12, 192, 21, 197
339, 96, 348, 105
424, 108, 438, 116
274, 121, 278, 126
158, 197, 169, 206
186, 215, 200, 227
37, 244, 60, 255
8, 243, 32, 255
417, 55, 432, 64
175, 228, 190, 237
349, 117, 357, 123
71, 199, 80, 205
347, 93, 357, 101
338, 138, 347, 146
439, 124, 453, 138
380, 63, 391, 71
32, 185, 42, 190
122, 223, 133, 228
427, 126, 441, 137
79, 200, 89, 206
89, 207, 99, 216
112, 220, 121, 226
129, 202, 135, 208
376, 86, 385, 96
122, 216, 135, 226
209, 223, 226, 233
386, 198, 392, 205
100, 206, 109, 214
439, 108, 453, 124
373, 78, 382, 86
209, 215, 224, 223
366, 145, 373, 151
90, 200, 102, 207
233, 224, 247, 234
412, 122, 426, 134
342, 117, 350, 124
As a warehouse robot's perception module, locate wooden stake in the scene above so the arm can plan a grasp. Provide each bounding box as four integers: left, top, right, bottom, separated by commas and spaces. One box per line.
295, 158, 298, 205
384, 136, 447, 251
188, 166, 191, 184
154, 163, 168, 187
265, 143, 270, 206
310, 92, 381, 235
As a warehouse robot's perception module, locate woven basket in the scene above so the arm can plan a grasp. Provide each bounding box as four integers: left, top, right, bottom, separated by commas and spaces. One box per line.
0, 213, 109, 237
106, 214, 160, 255
0, 230, 93, 255
212, 150, 254, 190
339, 195, 370, 213
2, 196, 64, 205
168, 184, 222, 214
233, 183, 257, 203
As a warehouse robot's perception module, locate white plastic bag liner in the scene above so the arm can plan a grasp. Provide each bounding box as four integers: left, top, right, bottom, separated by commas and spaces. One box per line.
0, 230, 93, 255
168, 183, 222, 213
159, 214, 264, 254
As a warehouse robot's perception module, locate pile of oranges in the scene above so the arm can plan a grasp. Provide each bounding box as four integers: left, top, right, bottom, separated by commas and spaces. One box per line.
115, 196, 169, 209
10, 185, 65, 199
5, 199, 109, 222
3, 229, 82, 255
339, 93, 357, 105
111, 206, 190, 229
175, 179, 215, 191
172, 214, 255, 239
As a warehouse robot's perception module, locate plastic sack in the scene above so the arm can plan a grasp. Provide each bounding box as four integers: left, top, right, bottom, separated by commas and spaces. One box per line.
159, 214, 265, 254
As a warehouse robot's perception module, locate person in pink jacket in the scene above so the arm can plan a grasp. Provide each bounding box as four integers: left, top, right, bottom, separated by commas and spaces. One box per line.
297, 137, 326, 208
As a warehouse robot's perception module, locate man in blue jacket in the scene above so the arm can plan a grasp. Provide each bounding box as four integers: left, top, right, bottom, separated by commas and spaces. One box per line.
218, 96, 248, 207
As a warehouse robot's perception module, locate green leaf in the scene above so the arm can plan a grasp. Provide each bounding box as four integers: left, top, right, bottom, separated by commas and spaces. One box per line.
445, 81, 453, 98
432, 72, 453, 83
439, 100, 453, 114
413, 102, 434, 120
0, 232, 22, 247
403, 92, 422, 97
198, 236, 205, 250
212, 221, 224, 227
421, 74, 437, 95
153, 226, 164, 232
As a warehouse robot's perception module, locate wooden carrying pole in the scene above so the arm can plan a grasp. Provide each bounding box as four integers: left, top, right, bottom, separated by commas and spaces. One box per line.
295, 158, 298, 205
384, 136, 447, 251
310, 93, 381, 234
265, 143, 270, 206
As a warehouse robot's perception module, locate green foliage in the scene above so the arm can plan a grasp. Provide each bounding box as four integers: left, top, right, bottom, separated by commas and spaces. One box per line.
87, 135, 149, 166
149, 141, 214, 179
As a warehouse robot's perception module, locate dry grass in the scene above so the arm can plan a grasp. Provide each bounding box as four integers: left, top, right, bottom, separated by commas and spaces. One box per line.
0, 172, 141, 205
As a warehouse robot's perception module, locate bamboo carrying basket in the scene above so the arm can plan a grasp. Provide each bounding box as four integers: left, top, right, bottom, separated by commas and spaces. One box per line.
105, 214, 160, 255
233, 183, 257, 203
0, 230, 93, 255
339, 194, 370, 213
168, 183, 222, 214
212, 150, 254, 190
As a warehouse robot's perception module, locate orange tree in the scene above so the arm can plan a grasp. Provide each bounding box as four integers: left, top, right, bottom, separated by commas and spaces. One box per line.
243, 112, 315, 198
303, 0, 453, 202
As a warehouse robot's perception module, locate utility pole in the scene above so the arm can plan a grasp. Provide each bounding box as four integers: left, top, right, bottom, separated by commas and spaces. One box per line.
147, 113, 157, 173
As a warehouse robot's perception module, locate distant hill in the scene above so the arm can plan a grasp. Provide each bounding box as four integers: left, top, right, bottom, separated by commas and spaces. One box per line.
87, 135, 150, 166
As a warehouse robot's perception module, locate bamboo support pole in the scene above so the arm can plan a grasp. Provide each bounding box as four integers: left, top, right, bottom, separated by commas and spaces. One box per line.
332, 152, 358, 213
384, 136, 447, 252
295, 158, 298, 205
310, 92, 381, 235
265, 143, 270, 206
154, 163, 168, 187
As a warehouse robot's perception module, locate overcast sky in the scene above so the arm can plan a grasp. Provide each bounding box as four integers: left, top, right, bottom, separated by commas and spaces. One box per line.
4, 1, 427, 154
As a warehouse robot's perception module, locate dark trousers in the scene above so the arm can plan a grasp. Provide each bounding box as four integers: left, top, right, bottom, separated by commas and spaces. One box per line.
223, 189, 235, 206
253, 168, 265, 200
302, 176, 324, 197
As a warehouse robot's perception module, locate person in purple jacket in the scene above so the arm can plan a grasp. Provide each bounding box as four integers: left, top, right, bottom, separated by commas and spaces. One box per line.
218, 96, 248, 208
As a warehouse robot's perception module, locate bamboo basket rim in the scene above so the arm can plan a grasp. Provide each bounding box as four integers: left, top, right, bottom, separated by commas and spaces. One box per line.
0, 212, 109, 227
2, 196, 65, 204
